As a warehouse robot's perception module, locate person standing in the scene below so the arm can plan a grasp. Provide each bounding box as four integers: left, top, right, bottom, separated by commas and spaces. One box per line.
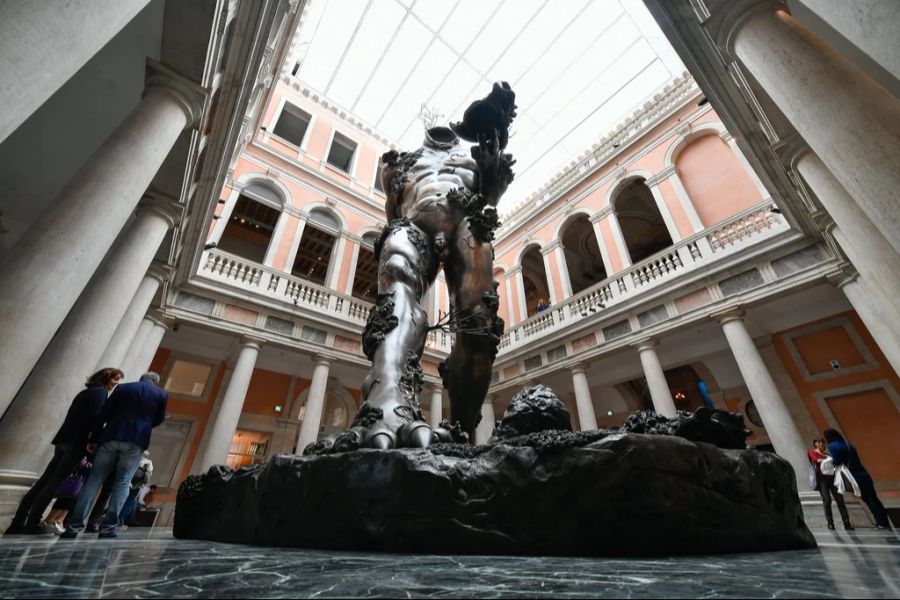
120, 450, 153, 527
61, 372, 167, 539
824, 428, 891, 529
808, 437, 852, 530
4, 368, 122, 535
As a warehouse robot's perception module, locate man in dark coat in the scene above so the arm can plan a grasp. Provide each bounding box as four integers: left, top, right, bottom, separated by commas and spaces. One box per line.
61, 372, 167, 539
5, 368, 122, 535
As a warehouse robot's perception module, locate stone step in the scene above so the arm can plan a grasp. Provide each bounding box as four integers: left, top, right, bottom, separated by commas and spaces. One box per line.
799, 491, 875, 528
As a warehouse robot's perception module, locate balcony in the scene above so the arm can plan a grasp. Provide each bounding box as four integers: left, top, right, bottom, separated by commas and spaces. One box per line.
498, 202, 789, 354
195, 250, 453, 353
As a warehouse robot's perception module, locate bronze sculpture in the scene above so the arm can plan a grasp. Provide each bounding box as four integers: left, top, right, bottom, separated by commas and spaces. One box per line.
311, 83, 517, 452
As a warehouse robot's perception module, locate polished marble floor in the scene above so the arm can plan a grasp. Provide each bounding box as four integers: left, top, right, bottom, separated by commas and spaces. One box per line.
0, 528, 898, 598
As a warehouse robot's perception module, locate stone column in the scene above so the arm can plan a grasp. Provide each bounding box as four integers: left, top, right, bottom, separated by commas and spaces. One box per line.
474, 396, 496, 445
429, 385, 444, 428
197, 337, 264, 471
571, 365, 598, 431
554, 243, 574, 298
589, 213, 616, 276
282, 211, 309, 271
127, 314, 170, 379
715, 308, 808, 481
343, 236, 362, 295
512, 267, 528, 321
651, 167, 705, 233
119, 315, 155, 380
540, 245, 561, 305
0, 0, 151, 142
325, 233, 348, 289
634, 339, 677, 418
708, 2, 900, 253
0, 200, 179, 479
0, 60, 206, 415
97, 262, 171, 369
295, 357, 331, 452
830, 271, 900, 374
785, 144, 900, 312
796, 0, 900, 81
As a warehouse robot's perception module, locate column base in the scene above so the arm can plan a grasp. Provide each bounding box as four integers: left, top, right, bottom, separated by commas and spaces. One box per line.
0, 483, 32, 528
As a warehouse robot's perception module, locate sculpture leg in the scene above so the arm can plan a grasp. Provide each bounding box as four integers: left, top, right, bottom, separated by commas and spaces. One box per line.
442, 221, 503, 441
356, 220, 438, 449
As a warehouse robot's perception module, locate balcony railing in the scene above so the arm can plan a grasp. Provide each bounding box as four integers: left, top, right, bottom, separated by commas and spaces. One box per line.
198, 250, 453, 353
499, 202, 787, 352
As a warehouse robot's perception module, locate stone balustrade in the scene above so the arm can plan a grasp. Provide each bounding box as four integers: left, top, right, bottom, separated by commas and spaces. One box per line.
498, 202, 787, 353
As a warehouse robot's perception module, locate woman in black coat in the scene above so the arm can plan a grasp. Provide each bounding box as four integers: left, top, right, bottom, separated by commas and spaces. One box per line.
4, 367, 122, 535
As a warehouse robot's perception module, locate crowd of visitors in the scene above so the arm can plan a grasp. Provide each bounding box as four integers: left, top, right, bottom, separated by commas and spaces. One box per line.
4, 369, 168, 539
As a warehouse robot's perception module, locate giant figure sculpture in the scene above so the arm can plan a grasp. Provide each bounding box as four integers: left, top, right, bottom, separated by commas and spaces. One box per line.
330, 83, 517, 451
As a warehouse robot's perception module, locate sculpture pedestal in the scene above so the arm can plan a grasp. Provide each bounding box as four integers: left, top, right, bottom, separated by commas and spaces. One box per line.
174, 432, 815, 556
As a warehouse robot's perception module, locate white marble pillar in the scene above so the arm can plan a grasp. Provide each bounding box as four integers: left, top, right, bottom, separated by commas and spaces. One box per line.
571, 365, 598, 431
831, 271, 900, 375
0, 200, 179, 479
790, 148, 900, 311
715, 308, 808, 481
711, 3, 900, 254
98, 263, 170, 369
119, 316, 156, 380
512, 267, 528, 321
197, 337, 264, 471
325, 233, 348, 289
296, 357, 332, 452
797, 0, 900, 81
540, 246, 560, 305
343, 237, 362, 295
0, 0, 151, 142
589, 214, 616, 276
554, 243, 574, 298
634, 339, 677, 418
282, 211, 309, 271
429, 386, 444, 428
474, 396, 496, 445
0, 61, 206, 415
127, 315, 170, 379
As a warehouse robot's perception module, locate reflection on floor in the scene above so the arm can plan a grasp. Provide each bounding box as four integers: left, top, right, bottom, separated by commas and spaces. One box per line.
0, 528, 898, 598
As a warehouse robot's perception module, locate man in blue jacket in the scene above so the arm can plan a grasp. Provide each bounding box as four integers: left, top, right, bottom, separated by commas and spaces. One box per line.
62, 372, 167, 539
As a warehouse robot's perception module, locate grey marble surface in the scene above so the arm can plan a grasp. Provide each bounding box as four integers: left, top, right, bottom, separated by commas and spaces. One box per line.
0, 528, 898, 598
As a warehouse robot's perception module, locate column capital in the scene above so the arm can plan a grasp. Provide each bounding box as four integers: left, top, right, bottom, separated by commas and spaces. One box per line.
632, 337, 659, 352
771, 132, 810, 170
827, 266, 859, 289
508, 266, 523, 276
146, 261, 173, 285
138, 193, 182, 228
239, 334, 267, 349
145, 59, 209, 128
710, 306, 746, 325
704, 0, 787, 60
310, 353, 332, 368
145, 308, 172, 329
590, 208, 613, 223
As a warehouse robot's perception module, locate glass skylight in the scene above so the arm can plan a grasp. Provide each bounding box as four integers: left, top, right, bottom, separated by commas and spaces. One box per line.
291, 0, 684, 212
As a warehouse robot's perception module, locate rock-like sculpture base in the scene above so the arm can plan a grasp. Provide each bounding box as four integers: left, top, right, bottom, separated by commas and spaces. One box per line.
175, 432, 815, 556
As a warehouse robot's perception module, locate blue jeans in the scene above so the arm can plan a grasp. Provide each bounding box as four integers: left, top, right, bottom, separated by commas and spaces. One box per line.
65, 441, 143, 535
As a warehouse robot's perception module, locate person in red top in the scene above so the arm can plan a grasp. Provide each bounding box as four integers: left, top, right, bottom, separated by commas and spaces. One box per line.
808, 437, 853, 530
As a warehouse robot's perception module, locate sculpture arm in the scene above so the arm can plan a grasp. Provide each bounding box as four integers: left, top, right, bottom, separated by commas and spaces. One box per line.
380, 150, 405, 220
473, 130, 515, 206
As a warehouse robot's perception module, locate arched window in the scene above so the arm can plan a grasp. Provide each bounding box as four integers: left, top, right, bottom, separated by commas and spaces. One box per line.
217, 182, 284, 263
291, 208, 341, 286
561, 215, 607, 294
613, 179, 673, 264
675, 134, 762, 227
521, 245, 550, 317
351, 232, 380, 301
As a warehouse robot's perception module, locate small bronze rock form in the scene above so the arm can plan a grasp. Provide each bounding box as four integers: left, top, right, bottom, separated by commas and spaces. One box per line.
307, 83, 517, 453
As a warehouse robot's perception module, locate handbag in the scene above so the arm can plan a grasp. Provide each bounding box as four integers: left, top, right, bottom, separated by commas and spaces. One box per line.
807, 463, 818, 491
820, 456, 835, 476
55, 472, 86, 499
